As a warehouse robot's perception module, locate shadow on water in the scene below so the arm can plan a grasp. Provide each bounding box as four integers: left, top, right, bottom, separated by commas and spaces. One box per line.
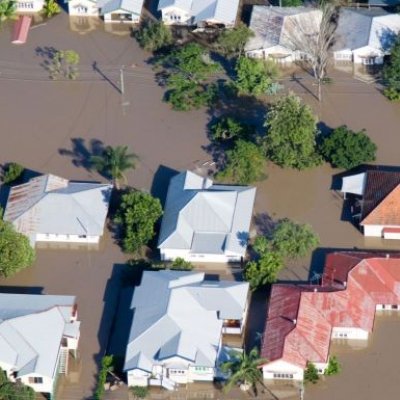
0, 285, 44, 294
150, 165, 178, 207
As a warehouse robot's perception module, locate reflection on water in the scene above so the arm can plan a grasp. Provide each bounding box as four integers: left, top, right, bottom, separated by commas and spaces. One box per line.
68, 16, 132, 36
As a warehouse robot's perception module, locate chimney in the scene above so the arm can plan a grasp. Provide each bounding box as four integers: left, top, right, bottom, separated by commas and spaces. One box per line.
292, 319, 297, 325
386, 254, 390, 259
314, 288, 318, 292
343, 281, 347, 288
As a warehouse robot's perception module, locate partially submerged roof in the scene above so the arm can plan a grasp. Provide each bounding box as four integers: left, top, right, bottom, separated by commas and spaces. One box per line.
158, 171, 256, 257
3, 174, 112, 242
100, 0, 144, 15
334, 8, 400, 52
158, 0, 239, 25
261, 252, 400, 369
245, 6, 321, 52
0, 294, 77, 379
341, 172, 367, 196
124, 271, 249, 372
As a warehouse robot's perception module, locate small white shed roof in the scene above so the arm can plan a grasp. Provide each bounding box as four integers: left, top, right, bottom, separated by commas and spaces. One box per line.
341, 173, 367, 196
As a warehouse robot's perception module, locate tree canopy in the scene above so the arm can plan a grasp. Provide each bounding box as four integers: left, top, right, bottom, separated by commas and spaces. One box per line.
160, 43, 220, 111
268, 219, 319, 259
90, 145, 137, 189
320, 125, 377, 169
244, 252, 284, 290
216, 23, 254, 57
209, 116, 253, 142
216, 139, 266, 184
304, 362, 319, 384
234, 57, 279, 96
135, 20, 172, 52
264, 94, 322, 169
0, 221, 35, 278
0, 368, 35, 400
114, 190, 162, 254
220, 348, 266, 395
383, 34, 400, 101
2, 162, 24, 185
0, 0, 16, 24
324, 355, 341, 376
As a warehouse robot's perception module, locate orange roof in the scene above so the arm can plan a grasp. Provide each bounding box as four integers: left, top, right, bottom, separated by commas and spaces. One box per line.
362, 184, 400, 226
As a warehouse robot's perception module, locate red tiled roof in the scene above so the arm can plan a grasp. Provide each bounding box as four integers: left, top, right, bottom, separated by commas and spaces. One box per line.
261, 252, 400, 369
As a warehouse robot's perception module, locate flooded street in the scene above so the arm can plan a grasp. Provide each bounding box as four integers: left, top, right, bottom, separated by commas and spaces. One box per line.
1, 11, 400, 400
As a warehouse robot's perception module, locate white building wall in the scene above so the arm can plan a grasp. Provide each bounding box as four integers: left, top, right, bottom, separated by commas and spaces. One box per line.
161, 6, 191, 25
333, 50, 353, 62
103, 10, 141, 23
19, 374, 54, 394
188, 366, 214, 382
127, 369, 150, 387
376, 304, 400, 311
314, 362, 329, 374
36, 233, 100, 243
353, 47, 384, 64
262, 360, 304, 381
160, 248, 241, 263
15, 0, 44, 12
68, 0, 99, 16
331, 326, 369, 340
362, 224, 400, 238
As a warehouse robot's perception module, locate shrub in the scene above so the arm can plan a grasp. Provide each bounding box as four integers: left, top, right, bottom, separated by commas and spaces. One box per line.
209, 117, 253, 142
130, 385, 149, 399
170, 257, 193, 270
304, 362, 319, 384
324, 355, 341, 376
2, 162, 24, 184
94, 355, 114, 400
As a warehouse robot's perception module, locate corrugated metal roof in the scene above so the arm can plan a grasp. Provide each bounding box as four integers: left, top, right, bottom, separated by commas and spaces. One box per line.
100, 0, 144, 15
262, 252, 400, 369
158, 171, 256, 258
124, 271, 249, 373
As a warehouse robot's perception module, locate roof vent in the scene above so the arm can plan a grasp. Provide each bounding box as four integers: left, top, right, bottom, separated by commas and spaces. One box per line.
292, 319, 297, 325
343, 281, 347, 288
386, 253, 390, 259
313, 288, 318, 292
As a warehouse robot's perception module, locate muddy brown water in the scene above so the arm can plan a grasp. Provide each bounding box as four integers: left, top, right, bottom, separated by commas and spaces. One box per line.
1, 12, 400, 400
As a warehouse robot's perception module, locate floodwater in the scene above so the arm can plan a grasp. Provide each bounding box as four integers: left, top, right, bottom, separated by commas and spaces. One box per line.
1, 11, 400, 400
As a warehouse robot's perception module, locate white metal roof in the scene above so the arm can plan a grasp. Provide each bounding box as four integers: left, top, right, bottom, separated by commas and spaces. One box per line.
3, 174, 112, 243
158, 171, 256, 257
124, 271, 249, 373
0, 294, 78, 379
341, 173, 367, 196
100, 0, 144, 15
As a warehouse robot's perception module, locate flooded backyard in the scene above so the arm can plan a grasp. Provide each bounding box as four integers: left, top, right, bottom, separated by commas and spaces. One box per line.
1, 11, 400, 400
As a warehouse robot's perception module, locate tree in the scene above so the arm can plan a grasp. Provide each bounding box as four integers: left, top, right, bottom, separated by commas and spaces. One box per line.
244, 252, 283, 290
160, 43, 220, 111
269, 219, 319, 259
170, 257, 193, 270
234, 57, 279, 96
216, 23, 254, 57
304, 362, 319, 383
0, 0, 16, 24
0, 221, 35, 277
114, 190, 162, 254
42, 0, 60, 18
49, 50, 80, 80
221, 348, 266, 395
286, 3, 338, 101
324, 355, 341, 376
130, 386, 149, 399
95, 355, 114, 400
216, 140, 266, 184
320, 125, 377, 169
209, 117, 253, 142
383, 34, 400, 100
2, 162, 24, 184
0, 368, 35, 400
90, 145, 137, 189
264, 94, 322, 169
135, 20, 172, 52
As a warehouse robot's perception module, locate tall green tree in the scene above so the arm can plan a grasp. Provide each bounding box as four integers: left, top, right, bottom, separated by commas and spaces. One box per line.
269, 219, 319, 259
160, 43, 220, 111
216, 140, 266, 184
221, 348, 266, 395
42, 0, 60, 18
264, 94, 322, 169
209, 116, 253, 142
320, 125, 377, 169
0, 0, 16, 23
324, 355, 341, 376
234, 57, 279, 96
383, 34, 400, 100
135, 20, 172, 52
49, 50, 80, 80
244, 252, 283, 290
304, 362, 319, 383
216, 23, 254, 57
0, 221, 35, 278
114, 190, 162, 254
90, 145, 137, 189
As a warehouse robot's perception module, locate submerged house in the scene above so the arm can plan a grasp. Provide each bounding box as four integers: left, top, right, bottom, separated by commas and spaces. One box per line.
66, 0, 144, 23
157, 0, 240, 27
0, 293, 80, 398
157, 170, 256, 263
341, 170, 400, 239
3, 174, 112, 245
245, 6, 322, 63
124, 271, 249, 389
261, 251, 400, 380
15, 0, 45, 13
333, 8, 400, 64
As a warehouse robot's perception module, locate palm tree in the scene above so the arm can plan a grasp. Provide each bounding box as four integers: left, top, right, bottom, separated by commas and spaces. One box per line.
0, 0, 16, 23
220, 347, 266, 395
90, 145, 137, 189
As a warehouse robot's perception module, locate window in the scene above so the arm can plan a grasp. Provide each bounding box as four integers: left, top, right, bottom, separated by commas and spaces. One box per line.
78, 235, 87, 238
169, 369, 186, 375
28, 377, 43, 384
338, 333, 348, 338
273, 373, 293, 379
17, 2, 34, 8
